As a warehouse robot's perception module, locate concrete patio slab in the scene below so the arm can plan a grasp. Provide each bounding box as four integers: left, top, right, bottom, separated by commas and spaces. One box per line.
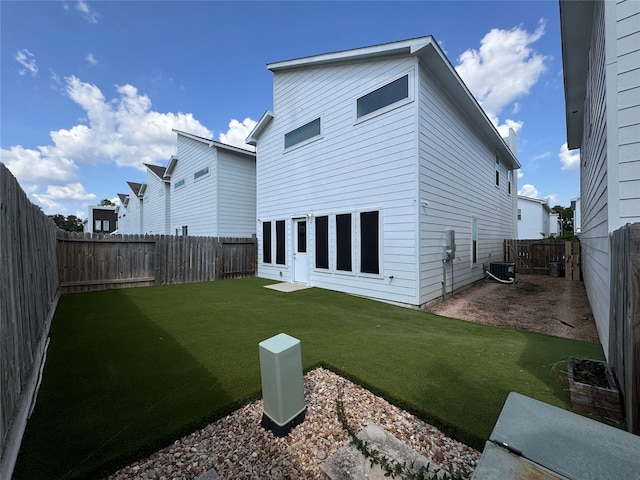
264, 282, 311, 293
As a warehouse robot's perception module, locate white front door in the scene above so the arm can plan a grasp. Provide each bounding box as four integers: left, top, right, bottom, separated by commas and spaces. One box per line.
293, 219, 308, 284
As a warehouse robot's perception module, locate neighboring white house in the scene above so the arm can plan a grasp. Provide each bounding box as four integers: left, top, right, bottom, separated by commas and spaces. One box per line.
560, 0, 640, 354
571, 196, 581, 235
517, 195, 559, 239
116, 182, 144, 234
142, 164, 170, 234
247, 36, 520, 308
165, 130, 256, 237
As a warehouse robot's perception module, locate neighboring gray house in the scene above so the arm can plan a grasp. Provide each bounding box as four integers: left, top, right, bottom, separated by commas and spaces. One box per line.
247, 36, 520, 308
560, 0, 640, 354
165, 130, 256, 237
517, 195, 560, 239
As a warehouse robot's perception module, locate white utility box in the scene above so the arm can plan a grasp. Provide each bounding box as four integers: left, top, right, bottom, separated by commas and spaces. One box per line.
259, 333, 306, 436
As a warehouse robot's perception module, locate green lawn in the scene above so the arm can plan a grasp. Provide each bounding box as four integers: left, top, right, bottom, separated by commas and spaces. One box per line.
14, 278, 604, 479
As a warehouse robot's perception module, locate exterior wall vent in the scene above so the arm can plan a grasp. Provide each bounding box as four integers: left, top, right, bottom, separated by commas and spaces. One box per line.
258, 333, 306, 436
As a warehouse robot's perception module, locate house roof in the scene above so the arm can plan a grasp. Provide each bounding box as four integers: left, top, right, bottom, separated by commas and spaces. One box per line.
559, 0, 595, 150
144, 163, 167, 180
117, 193, 128, 204
126, 181, 144, 197
246, 110, 274, 146
518, 195, 552, 213
172, 129, 256, 157
253, 36, 519, 169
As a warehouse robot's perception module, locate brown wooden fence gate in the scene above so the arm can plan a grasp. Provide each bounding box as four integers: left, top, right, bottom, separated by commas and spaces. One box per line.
504, 239, 581, 279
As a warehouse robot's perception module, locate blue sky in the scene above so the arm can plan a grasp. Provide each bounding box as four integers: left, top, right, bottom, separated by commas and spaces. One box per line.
1, 0, 580, 218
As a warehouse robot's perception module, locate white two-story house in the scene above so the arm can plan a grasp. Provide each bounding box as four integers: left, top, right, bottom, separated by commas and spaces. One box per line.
247, 36, 520, 307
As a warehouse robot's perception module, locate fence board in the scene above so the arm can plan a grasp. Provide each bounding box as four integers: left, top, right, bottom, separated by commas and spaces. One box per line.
608, 223, 640, 434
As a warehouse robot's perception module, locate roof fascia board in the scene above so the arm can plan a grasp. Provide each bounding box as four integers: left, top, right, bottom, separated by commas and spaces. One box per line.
246, 110, 274, 146
267, 37, 431, 72
172, 129, 256, 157
164, 155, 178, 179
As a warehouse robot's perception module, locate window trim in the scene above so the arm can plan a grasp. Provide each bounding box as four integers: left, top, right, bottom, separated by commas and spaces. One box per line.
507, 170, 512, 195
174, 178, 186, 190
314, 215, 330, 270
284, 117, 322, 151
262, 221, 272, 264
471, 218, 479, 266
335, 213, 353, 274
194, 166, 210, 181
354, 71, 414, 124
359, 210, 381, 277
495, 156, 500, 188
275, 220, 286, 265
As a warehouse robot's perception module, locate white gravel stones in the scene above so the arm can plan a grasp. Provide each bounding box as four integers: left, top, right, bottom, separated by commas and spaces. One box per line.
107, 368, 479, 479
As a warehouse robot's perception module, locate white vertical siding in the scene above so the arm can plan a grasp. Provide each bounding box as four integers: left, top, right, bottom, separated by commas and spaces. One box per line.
418, 64, 516, 305
217, 150, 256, 237
257, 57, 420, 304
581, 0, 610, 348
171, 135, 218, 236
142, 169, 168, 234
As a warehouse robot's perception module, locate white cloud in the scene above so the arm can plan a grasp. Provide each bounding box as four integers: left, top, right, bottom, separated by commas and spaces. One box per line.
545, 194, 559, 206
517, 170, 524, 179
532, 151, 551, 161
15, 49, 38, 76
456, 20, 547, 137
219, 118, 257, 151
86, 53, 98, 65
518, 183, 538, 198
1, 75, 212, 214
75, 0, 99, 23
559, 142, 580, 171
33, 183, 96, 212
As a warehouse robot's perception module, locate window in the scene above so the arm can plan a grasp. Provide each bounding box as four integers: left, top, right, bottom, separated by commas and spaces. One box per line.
315, 216, 329, 269
357, 75, 409, 118
194, 167, 209, 180
182, 225, 188, 236
297, 221, 306, 253
495, 157, 500, 187
263, 221, 272, 263
174, 179, 185, 189
472, 218, 478, 265
517, 209, 522, 220
284, 118, 321, 149
103, 220, 110, 232
507, 170, 512, 195
275, 220, 285, 265
360, 211, 379, 274
336, 214, 352, 271
94, 220, 102, 231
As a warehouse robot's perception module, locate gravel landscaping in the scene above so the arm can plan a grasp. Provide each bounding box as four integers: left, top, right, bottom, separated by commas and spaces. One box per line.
107, 368, 479, 479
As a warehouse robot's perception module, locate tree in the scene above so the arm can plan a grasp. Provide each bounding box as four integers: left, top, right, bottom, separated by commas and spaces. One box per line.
49, 214, 84, 232
99, 199, 115, 206
552, 205, 575, 239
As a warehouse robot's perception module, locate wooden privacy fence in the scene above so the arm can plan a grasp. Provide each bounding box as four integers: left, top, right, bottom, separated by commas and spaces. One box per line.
504, 238, 581, 279
608, 223, 640, 434
1, 164, 60, 479
58, 232, 257, 293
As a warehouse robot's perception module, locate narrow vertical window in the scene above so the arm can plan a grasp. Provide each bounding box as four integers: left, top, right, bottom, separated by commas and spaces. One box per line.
517, 209, 522, 220
297, 221, 306, 253
472, 218, 478, 265
315, 216, 329, 269
336, 214, 352, 272
103, 220, 110, 231
263, 221, 272, 263
94, 220, 102, 231
360, 211, 379, 274
275, 220, 285, 265
507, 170, 512, 195
495, 157, 500, 187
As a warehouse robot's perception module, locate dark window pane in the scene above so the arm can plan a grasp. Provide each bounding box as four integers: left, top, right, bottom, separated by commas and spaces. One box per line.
315, 216, 329, 269
336, 214, 352, 271
297, 221, 306, 253
284, 118, 321, 149
360, 211, 379, 274
263, 222, 272, 263
276, 220, 285, 265
357, 75, 409, 118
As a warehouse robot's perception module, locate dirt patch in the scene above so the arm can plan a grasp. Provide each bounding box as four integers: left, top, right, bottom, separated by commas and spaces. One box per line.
425, 274, 600, 343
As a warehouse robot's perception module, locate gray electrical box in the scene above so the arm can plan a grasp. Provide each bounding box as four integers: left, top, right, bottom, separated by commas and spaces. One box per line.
259, 333, 306, 436
443, 229, 456, 260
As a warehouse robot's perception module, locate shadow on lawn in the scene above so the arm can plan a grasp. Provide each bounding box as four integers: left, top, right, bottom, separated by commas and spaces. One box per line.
14, 288, 234, 480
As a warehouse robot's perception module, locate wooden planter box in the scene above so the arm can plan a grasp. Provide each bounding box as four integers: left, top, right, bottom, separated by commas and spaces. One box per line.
568, 359, 623, 422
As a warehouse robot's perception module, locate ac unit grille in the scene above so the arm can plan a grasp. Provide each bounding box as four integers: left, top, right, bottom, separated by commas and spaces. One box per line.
489, 262, 516, 281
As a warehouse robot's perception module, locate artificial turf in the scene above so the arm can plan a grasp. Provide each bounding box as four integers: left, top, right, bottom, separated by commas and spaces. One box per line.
13, 277, 604, 479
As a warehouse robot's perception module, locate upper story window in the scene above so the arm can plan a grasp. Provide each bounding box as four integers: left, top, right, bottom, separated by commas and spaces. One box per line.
194, 167, 209, 180
357, 74, 409, 119
284, 118, 321, 149
495, 157, 500, 187
174, 179, 185, 189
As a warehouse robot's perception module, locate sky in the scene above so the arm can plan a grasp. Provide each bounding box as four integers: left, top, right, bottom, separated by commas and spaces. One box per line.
1, 0, 581, 219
